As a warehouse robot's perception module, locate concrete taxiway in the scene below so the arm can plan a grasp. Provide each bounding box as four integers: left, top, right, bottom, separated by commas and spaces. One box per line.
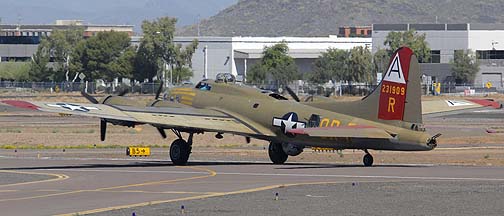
0, 157, 503, 215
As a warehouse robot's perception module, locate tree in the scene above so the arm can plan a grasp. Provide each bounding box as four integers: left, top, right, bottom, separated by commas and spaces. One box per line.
383, 29, 431, 63
373, 47, 389, 75
44, 29, 84, 81
247, 42, 299, 85
138, 17, 198, 83
309, 48, 348, 84
28, 29, 83, 82
247, 63, 267, 84
347, 46, 373, 83
309, 47, 372, 84
71, 31, 133, 82
171, 39, 198, 83
451, 49, 479, 84
133, 44, 159, 82
29, 40, 53, 81
0, 61, 30, 81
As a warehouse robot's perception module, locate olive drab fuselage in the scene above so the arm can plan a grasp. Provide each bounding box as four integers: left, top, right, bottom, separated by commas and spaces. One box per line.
168, 81, 434, 151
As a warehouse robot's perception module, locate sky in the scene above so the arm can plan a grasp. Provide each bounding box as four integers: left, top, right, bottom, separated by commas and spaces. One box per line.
0, 0, 238, 31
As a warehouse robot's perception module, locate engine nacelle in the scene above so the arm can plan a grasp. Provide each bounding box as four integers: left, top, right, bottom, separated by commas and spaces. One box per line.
282, 143, 304, 156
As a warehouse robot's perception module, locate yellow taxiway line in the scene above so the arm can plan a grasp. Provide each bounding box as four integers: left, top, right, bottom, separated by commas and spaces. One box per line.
0, 170, 68, 188
56, 180, 375, 216
0, 166, 216, 205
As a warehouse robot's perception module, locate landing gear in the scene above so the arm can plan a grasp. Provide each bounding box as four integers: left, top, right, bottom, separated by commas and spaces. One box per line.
363, 150, 374, 167
268, 142, 288, 164
169, 130, 193, 166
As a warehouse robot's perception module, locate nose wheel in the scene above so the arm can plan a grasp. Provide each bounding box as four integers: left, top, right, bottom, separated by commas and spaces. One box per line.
363, 150, 374, 167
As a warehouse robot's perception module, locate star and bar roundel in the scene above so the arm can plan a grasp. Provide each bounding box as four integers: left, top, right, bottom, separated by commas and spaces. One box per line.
272, 112, 306, 137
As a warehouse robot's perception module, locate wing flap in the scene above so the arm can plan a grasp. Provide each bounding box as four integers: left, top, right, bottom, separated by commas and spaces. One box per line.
289, 126, 393, 139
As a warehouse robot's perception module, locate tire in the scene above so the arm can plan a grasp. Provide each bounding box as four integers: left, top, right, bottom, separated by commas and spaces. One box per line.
363, 154, 374, 167
170, 139, 191, 165
268, 142, 288, 164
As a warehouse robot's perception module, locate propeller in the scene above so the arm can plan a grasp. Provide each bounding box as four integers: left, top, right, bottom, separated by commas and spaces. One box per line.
81, 91, 109, 141
284, 86, 300, 102
100, 119, 107, 141
324, 90, 333, 98
81, 91, 99, 104
155, 81, 164, 100
117, 88, 129, 96
153, 82, 168, 139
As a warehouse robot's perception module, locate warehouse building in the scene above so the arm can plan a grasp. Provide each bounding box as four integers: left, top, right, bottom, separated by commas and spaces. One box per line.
0, 20, 134, 62
167, 36, 372, 83
373, 23, 504, 88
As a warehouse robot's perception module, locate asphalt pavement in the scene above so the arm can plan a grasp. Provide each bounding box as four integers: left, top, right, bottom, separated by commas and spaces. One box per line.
0, 156, 503, 215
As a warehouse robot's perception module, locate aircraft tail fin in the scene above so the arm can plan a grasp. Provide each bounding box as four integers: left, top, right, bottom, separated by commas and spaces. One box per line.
363, 46, 422, 125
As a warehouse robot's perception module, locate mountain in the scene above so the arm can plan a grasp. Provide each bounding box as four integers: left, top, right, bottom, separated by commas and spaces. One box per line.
177, 0, 504, 37
0, 0, 238, 31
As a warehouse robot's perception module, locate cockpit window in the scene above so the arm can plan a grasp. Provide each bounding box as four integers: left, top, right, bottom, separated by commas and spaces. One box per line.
215, 73, 235, 83
195, 82, 212, 91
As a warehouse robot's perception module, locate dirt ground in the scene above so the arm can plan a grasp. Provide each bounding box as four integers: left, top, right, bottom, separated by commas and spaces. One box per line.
1, 93, 504, 167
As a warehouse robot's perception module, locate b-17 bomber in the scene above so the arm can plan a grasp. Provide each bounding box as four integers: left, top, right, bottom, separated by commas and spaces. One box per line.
3, 47, 453, 166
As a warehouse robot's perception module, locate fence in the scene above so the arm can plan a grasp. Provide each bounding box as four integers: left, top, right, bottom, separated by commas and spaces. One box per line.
0, 80, 501, 97
0, 81, 163, 95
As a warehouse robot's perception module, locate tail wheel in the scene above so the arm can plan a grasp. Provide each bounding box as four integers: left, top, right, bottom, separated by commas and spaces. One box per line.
268, 142, 288, 164
170, 139, 191, 165
363, 153, 374, 167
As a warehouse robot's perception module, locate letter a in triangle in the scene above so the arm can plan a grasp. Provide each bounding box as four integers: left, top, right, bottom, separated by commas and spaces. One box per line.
383, 53, 406, 84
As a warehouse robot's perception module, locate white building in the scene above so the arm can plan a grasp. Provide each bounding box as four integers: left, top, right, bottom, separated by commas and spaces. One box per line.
372, 23, 504, 88
170, 36, 372, 83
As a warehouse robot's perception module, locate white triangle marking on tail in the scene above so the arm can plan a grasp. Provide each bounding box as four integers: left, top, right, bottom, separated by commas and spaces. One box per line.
383, 53, 406, 84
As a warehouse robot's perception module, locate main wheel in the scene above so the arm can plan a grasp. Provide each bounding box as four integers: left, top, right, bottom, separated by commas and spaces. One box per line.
363, 153, 374, 167
268, 142, 288, 164
170, 139, 191, 165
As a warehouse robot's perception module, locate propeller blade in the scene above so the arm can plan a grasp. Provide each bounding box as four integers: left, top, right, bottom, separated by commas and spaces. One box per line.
157, 127, 167, 139
100, 119, 107, 141
117, 88, 129, 96
285, 86, 300, 102
81, 91, 99, 104
155, 82, 164, 100
324, 91, 333, 98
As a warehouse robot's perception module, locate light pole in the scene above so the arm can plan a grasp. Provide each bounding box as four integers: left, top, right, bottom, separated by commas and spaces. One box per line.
203, 45, 208, 79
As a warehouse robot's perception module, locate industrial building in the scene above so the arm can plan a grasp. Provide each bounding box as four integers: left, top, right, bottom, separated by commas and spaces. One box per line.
168, 36, 372, 83
0, 20, 134, 62
4, 20, 504, 89
373, 23, 504, 88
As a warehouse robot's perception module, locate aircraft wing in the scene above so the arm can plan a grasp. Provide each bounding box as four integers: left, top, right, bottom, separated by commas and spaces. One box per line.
1, 100, 275, 138
422, 99, 501, 115
288, 126, 393, 139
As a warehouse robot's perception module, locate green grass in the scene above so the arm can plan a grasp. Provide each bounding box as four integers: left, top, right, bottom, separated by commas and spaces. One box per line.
72, 129, 95, 134
5, 128, 22, 133
217, 144, 242, 149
